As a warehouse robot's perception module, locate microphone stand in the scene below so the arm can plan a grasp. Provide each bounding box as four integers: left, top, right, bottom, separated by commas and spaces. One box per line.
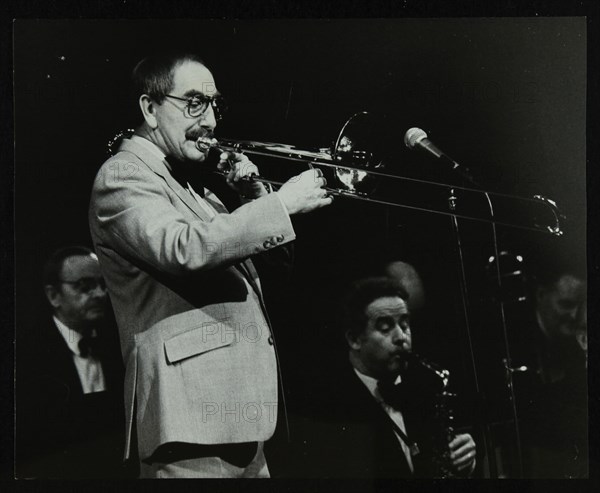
484, 196, 525, 478
447, 166, 531, 477
447, 187, 498, 478
400, 129, 562, 476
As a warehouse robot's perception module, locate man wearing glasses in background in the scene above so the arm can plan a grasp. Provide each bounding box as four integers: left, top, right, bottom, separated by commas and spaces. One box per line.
88, 51, 331, 478
17, 246, 130, 478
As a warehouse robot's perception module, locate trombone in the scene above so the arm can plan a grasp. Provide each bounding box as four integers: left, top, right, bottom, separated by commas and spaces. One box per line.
200, 112, 564, 236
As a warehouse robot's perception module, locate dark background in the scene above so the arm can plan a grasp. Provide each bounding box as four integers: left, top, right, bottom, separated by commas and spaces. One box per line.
14, 18, 588, 478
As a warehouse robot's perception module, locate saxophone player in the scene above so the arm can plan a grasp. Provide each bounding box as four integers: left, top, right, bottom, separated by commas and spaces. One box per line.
295, 277, 477, 478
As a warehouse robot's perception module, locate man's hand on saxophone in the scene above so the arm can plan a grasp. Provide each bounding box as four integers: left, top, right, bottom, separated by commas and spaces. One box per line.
449, 433, 477, 474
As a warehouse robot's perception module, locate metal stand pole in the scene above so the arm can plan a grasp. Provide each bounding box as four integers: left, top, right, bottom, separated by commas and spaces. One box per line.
448, 188, 498, 478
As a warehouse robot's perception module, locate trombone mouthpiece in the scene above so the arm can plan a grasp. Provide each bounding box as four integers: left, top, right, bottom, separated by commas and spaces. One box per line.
195, 136, 219, 152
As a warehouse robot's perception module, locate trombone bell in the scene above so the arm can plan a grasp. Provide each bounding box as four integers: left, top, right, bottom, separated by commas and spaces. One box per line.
210, 111, 383, 197
331, 111, 383, 195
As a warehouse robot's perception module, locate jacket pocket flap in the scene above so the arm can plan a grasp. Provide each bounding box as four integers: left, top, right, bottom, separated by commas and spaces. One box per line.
164, 322, 234, 364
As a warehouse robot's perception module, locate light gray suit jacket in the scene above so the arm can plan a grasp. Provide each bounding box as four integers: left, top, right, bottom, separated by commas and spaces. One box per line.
88, 138, 295, 460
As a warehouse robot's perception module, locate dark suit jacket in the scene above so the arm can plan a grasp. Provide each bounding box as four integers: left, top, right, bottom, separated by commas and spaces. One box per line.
16, 316, 131, 478
289, 362, 444, 478
509, 312, 588, 477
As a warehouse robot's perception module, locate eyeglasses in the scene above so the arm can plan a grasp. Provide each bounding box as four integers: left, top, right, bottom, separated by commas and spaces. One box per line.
59, 277, 107, 294
164, 93, 227, 120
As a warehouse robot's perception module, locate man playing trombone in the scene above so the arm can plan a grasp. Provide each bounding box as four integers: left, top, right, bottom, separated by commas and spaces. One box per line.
88, 50, 332, 478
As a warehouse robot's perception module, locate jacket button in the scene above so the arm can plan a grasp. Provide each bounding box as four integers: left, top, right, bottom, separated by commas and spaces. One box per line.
263, 240, 272, 249
268, 335, 274, 345
275, 235, 284, 242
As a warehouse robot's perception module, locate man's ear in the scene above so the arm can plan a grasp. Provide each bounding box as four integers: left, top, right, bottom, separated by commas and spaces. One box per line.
575, 330, 587, 352
345, 330, 362, 351
139, 94, 158, 129
45, 285, 61, 309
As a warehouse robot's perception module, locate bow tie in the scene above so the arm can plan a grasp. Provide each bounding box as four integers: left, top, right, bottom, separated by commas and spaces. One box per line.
167, 157, 203, 196
167, 156, 214, 198
78, 334, 100, 358
377, 377, 405, 411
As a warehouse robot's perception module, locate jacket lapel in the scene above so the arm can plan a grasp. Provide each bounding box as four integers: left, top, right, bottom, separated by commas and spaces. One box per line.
42, 319, 85, 398
119, 138, 212, 222
119, 138, 264, 297
346, 369, 414, 477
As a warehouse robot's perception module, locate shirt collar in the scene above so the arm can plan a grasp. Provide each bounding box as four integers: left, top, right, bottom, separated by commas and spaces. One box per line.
130, 134, 167, 162
53, 316, 96, 357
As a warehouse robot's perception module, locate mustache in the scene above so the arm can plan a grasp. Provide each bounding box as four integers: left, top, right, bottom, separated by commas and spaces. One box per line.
186, 129, 215, 141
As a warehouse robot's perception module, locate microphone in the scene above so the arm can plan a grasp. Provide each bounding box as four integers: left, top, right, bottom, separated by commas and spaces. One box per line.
403, 127, 475, 184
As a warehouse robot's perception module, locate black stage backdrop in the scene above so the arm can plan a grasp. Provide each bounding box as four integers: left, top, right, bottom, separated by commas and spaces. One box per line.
14, 19, 587, 477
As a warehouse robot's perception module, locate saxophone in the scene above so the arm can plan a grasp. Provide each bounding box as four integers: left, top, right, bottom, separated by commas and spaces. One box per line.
411, 354, 458, 478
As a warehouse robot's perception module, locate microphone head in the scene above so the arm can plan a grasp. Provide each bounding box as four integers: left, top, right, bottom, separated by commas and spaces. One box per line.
403, 127, 428, 149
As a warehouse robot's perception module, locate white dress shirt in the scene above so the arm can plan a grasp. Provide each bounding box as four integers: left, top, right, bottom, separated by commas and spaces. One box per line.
53, 316, 106, 394
354, 368, 414, 473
